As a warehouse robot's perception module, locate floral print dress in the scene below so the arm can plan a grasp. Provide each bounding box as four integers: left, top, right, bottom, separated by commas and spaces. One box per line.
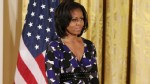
45, 38, 99, 84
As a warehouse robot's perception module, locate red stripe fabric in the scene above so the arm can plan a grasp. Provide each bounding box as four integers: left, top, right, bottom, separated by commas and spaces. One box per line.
17, 53, 37, 84
35, 54, 48, 83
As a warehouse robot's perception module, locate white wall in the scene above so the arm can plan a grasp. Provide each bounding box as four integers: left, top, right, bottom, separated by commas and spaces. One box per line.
0, 0, 3, 83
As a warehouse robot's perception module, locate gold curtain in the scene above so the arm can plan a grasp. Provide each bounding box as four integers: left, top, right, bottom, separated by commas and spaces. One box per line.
3, 0, 22, 84
3, 0, 150, 84
102, 0, 129, 83
131, 0, 150, 84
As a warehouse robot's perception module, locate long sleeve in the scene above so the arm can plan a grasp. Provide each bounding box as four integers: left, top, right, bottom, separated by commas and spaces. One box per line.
89, 43, 99, 83
85, 39, 99, 84
45, 44, 60, 84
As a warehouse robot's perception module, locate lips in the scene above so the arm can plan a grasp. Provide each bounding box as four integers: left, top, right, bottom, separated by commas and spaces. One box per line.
75, 27, 82, 30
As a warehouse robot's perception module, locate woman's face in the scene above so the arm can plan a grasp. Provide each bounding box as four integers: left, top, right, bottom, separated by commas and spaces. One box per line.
66, 9, 84, 37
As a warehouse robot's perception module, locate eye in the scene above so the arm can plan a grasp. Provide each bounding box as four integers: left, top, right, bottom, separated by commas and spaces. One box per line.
79, 18, 84, 21
80, 18, 84, 20
71, 18, 78, 22
71, 18, 84, 22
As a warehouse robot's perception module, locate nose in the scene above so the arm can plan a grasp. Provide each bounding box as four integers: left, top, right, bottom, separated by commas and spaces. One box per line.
76, 20, 81, 25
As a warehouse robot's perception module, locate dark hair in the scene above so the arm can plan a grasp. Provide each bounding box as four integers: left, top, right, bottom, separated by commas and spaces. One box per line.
54, 1, 88, 38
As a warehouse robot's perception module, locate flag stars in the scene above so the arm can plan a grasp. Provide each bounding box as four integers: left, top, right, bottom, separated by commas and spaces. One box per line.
37, 25, 42, 29
41, 4, 46, 9
39, 14, 44, 20
45, 37, 50, 42
33, 2, 37, 7
48, 17, 52, 22
27, 32, 31, 37
49, 7, 54, 12
46, 27, 50, 32
36, 35, 40, 40
28, 22, 33, 27
35, 44, 39, 50
31, 12, 35, 17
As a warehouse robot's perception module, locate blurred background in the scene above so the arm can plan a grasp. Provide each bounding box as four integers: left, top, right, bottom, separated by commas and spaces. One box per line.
2, 0, 150, 84
0, 0, 3, 84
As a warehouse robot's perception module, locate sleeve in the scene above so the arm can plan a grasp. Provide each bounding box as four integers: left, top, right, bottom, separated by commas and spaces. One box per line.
45, 44, 60, 84
89, 43, 99, 84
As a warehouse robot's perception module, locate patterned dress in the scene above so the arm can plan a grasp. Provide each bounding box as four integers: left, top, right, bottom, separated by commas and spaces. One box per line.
45, 38, 99, 84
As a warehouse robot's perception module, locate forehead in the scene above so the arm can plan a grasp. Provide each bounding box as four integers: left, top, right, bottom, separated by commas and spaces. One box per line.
70, 8, 83, 15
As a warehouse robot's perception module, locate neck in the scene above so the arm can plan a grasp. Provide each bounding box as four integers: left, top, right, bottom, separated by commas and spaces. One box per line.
62, 35, 81, 43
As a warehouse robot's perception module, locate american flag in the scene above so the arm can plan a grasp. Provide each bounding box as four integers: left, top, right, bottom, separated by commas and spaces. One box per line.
14, 0, 59, 83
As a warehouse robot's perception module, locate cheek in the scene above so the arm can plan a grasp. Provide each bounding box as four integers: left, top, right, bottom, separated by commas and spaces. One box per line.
82, 23, 84, 27
66, 25, 73, 31
81, 22, 84, 26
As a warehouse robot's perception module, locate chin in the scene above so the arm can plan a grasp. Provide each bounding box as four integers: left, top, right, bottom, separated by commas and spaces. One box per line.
75, 32, 81, 35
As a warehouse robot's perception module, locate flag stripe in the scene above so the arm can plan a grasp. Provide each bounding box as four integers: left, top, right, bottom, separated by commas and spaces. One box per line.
35, 53, 47, 83
15, 67, 26, 84
17, 53, 37, 83
19, 37, 47, 84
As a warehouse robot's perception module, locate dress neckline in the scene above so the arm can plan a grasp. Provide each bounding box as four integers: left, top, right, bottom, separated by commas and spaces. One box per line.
60, 37, 85, 62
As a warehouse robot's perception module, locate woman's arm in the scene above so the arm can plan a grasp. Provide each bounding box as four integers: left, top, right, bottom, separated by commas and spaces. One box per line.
89, 43, 99, 84
45, 44, 60, 84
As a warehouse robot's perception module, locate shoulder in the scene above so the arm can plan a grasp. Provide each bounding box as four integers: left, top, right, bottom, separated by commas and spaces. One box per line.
82, 37, 96, 50
48, 38, 62, 46
82, 37, 94, 46
47, 38, 62, 51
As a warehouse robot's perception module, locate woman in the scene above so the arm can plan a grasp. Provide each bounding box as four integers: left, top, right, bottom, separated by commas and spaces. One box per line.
45, 1, 99, 84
